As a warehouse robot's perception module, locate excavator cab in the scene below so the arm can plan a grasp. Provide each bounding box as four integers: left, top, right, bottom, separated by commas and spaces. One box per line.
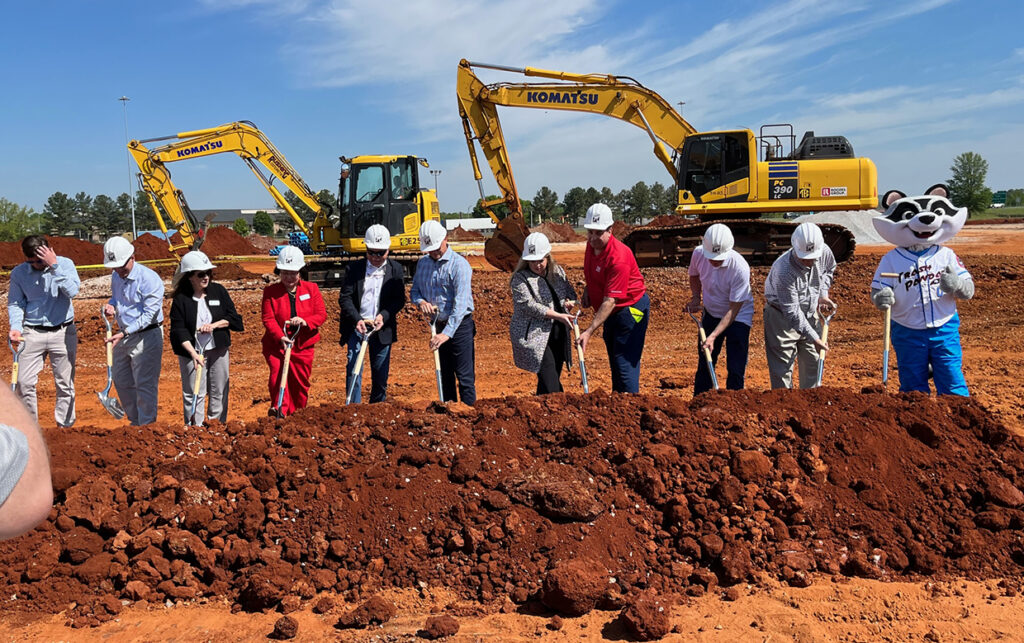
336, 155, 436, 253
677, 131, 754, 209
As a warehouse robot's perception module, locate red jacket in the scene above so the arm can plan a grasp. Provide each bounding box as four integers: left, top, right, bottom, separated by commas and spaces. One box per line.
261, 281, 327, 353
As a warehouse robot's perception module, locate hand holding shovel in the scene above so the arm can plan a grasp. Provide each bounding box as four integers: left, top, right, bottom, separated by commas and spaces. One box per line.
879, 272, 899, 386
189, 333, 210, 425
428, 313, 444, 402
815, 312, 835, 388
8, 338, 25, 392
345, 320, 377, 405
97, 306, 126, 419
273, 322, 302, 418
570, 310, 590, 394
687, 310, 718, 391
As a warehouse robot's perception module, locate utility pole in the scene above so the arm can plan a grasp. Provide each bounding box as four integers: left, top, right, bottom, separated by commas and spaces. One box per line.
430, 169, 442, 194
676, 101, 685, 114
119, 96, 138, 239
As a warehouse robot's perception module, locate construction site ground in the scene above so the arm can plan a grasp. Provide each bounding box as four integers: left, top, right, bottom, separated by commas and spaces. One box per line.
1, 223, 1024, 641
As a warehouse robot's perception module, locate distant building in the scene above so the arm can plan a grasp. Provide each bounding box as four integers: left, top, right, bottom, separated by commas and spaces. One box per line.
191, 209, 287, 233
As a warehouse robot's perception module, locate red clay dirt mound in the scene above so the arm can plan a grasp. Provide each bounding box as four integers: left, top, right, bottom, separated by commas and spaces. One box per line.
0, 236, 104, 269
3, 389, 1024, 628
446, 225, 485, 241
168, 226, 260, 257
610, 221, 633, 238
648, 215, 688, 227
248, 234, 280, 252
530, 222, 584, 243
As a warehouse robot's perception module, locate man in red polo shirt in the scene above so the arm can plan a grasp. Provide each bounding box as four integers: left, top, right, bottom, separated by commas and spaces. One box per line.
578, 203, 650, 393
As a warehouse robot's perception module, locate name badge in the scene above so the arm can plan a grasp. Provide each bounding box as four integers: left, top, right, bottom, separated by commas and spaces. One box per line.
209, 300, 221, 306
299, 293, 311, 301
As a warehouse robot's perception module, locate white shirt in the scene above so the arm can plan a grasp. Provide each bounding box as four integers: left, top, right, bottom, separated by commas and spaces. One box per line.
360, 262, 386, 321
688, 248, 755, 326
194, 295, 216, 350
871, 245, 972, 330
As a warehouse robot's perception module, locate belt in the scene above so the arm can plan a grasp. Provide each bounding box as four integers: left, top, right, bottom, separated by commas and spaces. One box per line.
126, 323, 161, 337
25, 321, 74, 332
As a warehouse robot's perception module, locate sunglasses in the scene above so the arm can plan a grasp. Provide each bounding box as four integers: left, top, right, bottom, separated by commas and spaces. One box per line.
192, 270, 212, 278
367, 249, 387, 257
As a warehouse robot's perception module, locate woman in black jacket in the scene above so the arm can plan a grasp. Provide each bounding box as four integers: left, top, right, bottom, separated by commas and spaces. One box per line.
169, 251, 243, 425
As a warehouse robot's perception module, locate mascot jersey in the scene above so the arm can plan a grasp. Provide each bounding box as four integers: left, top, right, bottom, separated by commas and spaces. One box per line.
871, 246, 972, 330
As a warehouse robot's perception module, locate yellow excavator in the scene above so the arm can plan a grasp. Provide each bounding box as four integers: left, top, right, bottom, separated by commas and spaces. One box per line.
457, 60, 878, 269
128, 121, 441, 283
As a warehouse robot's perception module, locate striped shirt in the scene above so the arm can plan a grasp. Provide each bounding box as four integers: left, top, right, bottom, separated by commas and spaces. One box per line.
7, 256, 80, 331
0, 424, 29, 507
108, 262, 165, 335
410, 246, 474, 337
764, 247, 836, 341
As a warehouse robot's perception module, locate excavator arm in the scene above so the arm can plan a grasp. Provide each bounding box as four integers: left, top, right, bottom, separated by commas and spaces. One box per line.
128, 121, 333, 254
457, 60, 698, 269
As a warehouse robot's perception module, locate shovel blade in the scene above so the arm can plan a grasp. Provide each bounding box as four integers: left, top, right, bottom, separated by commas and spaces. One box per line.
97, 392, 126, 420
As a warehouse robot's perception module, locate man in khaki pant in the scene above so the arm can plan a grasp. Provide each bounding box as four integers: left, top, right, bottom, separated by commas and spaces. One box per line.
763, 223, 837, 389
6, 236, 80, 427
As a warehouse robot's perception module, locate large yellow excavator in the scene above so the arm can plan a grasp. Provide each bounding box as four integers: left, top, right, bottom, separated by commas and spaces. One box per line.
128, 121, 440, 282
457, 60, 878, 269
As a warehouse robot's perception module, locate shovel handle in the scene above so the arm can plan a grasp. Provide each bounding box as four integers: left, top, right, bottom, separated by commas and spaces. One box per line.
571, 318, 589, 394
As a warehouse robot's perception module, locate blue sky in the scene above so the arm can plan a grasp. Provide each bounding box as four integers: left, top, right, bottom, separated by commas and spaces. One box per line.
1, 0, 1021, 217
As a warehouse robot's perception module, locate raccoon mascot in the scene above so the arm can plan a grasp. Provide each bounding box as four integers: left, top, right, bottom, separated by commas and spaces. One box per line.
870, 183, 973, 395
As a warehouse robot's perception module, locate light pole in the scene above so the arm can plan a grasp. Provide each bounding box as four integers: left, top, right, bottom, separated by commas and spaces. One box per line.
119, 96, 138, 239
430, 169, 441, 194
676, 101, 685, 114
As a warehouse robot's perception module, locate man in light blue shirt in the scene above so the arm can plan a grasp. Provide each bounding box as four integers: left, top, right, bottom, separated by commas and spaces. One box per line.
410, 220, 476, 405
7, 236, 80, 427
102, 236, 164, 425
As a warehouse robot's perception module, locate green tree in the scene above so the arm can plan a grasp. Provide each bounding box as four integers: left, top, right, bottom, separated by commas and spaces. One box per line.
0, 198, 43, 241
115, 193, 134, 234
72, 192, 93, 237
651, 181, 677, 215
252, 210, 275, 235
948, 152, 992, 217
624, 182, 653, 224
43, 192, 76, 235
130, 190, 159, 232
561, 187, 587, 226
89, 194, 120, 236
233, 218, 251, 236
1005, 189, 1024, 207
532, 187, 559, 223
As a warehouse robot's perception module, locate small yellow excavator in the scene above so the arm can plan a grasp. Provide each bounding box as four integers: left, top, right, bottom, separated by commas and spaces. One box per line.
128, 121, 441, 283
457, 60, 878, 269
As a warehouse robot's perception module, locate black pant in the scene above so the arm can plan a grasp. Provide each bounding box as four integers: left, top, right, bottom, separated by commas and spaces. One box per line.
694, 310, 751, 395
438, 315, 476, 405
536, 326, 567, 395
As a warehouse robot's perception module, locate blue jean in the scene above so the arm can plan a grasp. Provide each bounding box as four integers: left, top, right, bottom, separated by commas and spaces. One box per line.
603, 293, 650, 393
890, 314, 968, 396
345, 332, 392, 403
694, 311, 750, 395
438, 315, 476, 405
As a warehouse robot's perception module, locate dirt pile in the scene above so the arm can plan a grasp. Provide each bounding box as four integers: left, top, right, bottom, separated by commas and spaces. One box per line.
647, 215, 688, 228
446, 225, 486, 241
531, 222, 584, 243
248, 234, 281, 252
0, 236, 104, 269
185, 226, 260, 257
610, 221, 633, 238
3, 389, 1024, 628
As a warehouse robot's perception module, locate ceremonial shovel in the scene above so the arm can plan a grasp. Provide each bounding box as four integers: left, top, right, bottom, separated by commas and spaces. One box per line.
688, 310, 719, 391
815, 312, 835, 388
8, 338, 25, 392
879, 272, 900, 386
273, 322, 302, 418
428, 314, 444, 402
97, 307, 126, 419
189, 333, 211, 425
345, 321, 377, 405
571, 310, 590, 394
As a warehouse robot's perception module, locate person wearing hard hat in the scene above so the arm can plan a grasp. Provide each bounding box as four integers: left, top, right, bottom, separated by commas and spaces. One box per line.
338, 225, 406, 403
102, 236, 165, 425
509, 232, 579, 394
763, 223, 837, 389
685, 223, 755, 395
6, 235, 80, 427
169, 251, 244, 425
261, 246, 326, 416
579, 203, 649, 393
410, 219, 476, 404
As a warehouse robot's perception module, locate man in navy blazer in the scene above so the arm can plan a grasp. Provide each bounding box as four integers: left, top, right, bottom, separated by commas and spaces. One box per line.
339, 225, 406, 403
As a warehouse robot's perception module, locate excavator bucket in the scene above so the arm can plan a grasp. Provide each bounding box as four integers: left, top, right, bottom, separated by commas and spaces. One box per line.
484, 215, 530, 272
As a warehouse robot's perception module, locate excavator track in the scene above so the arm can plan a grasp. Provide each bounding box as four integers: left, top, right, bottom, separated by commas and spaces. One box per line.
622, 219, 856, 267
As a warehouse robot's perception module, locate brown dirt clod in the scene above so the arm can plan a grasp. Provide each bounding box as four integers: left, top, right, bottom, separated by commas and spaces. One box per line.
419, 614, 460, 639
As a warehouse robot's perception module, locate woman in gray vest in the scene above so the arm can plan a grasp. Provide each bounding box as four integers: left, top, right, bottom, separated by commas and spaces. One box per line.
509, 233, 578, 394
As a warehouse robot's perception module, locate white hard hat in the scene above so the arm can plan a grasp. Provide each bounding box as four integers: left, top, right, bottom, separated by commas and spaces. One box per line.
583, 203, 614, 231
180, 250, 216, 273
419, 220, 447, 252
791, 222, 825, 260
275, 245, 306, 271
103, 236, 135, 268
521, 232, 552, 261
364, 224, 391, 251
700, 223, 734, 261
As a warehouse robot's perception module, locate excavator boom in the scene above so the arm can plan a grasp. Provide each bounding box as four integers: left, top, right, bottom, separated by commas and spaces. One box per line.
457, 60, 877, 268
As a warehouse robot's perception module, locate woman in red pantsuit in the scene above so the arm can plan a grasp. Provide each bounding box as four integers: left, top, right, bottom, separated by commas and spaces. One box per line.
261, 247, 327, 416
